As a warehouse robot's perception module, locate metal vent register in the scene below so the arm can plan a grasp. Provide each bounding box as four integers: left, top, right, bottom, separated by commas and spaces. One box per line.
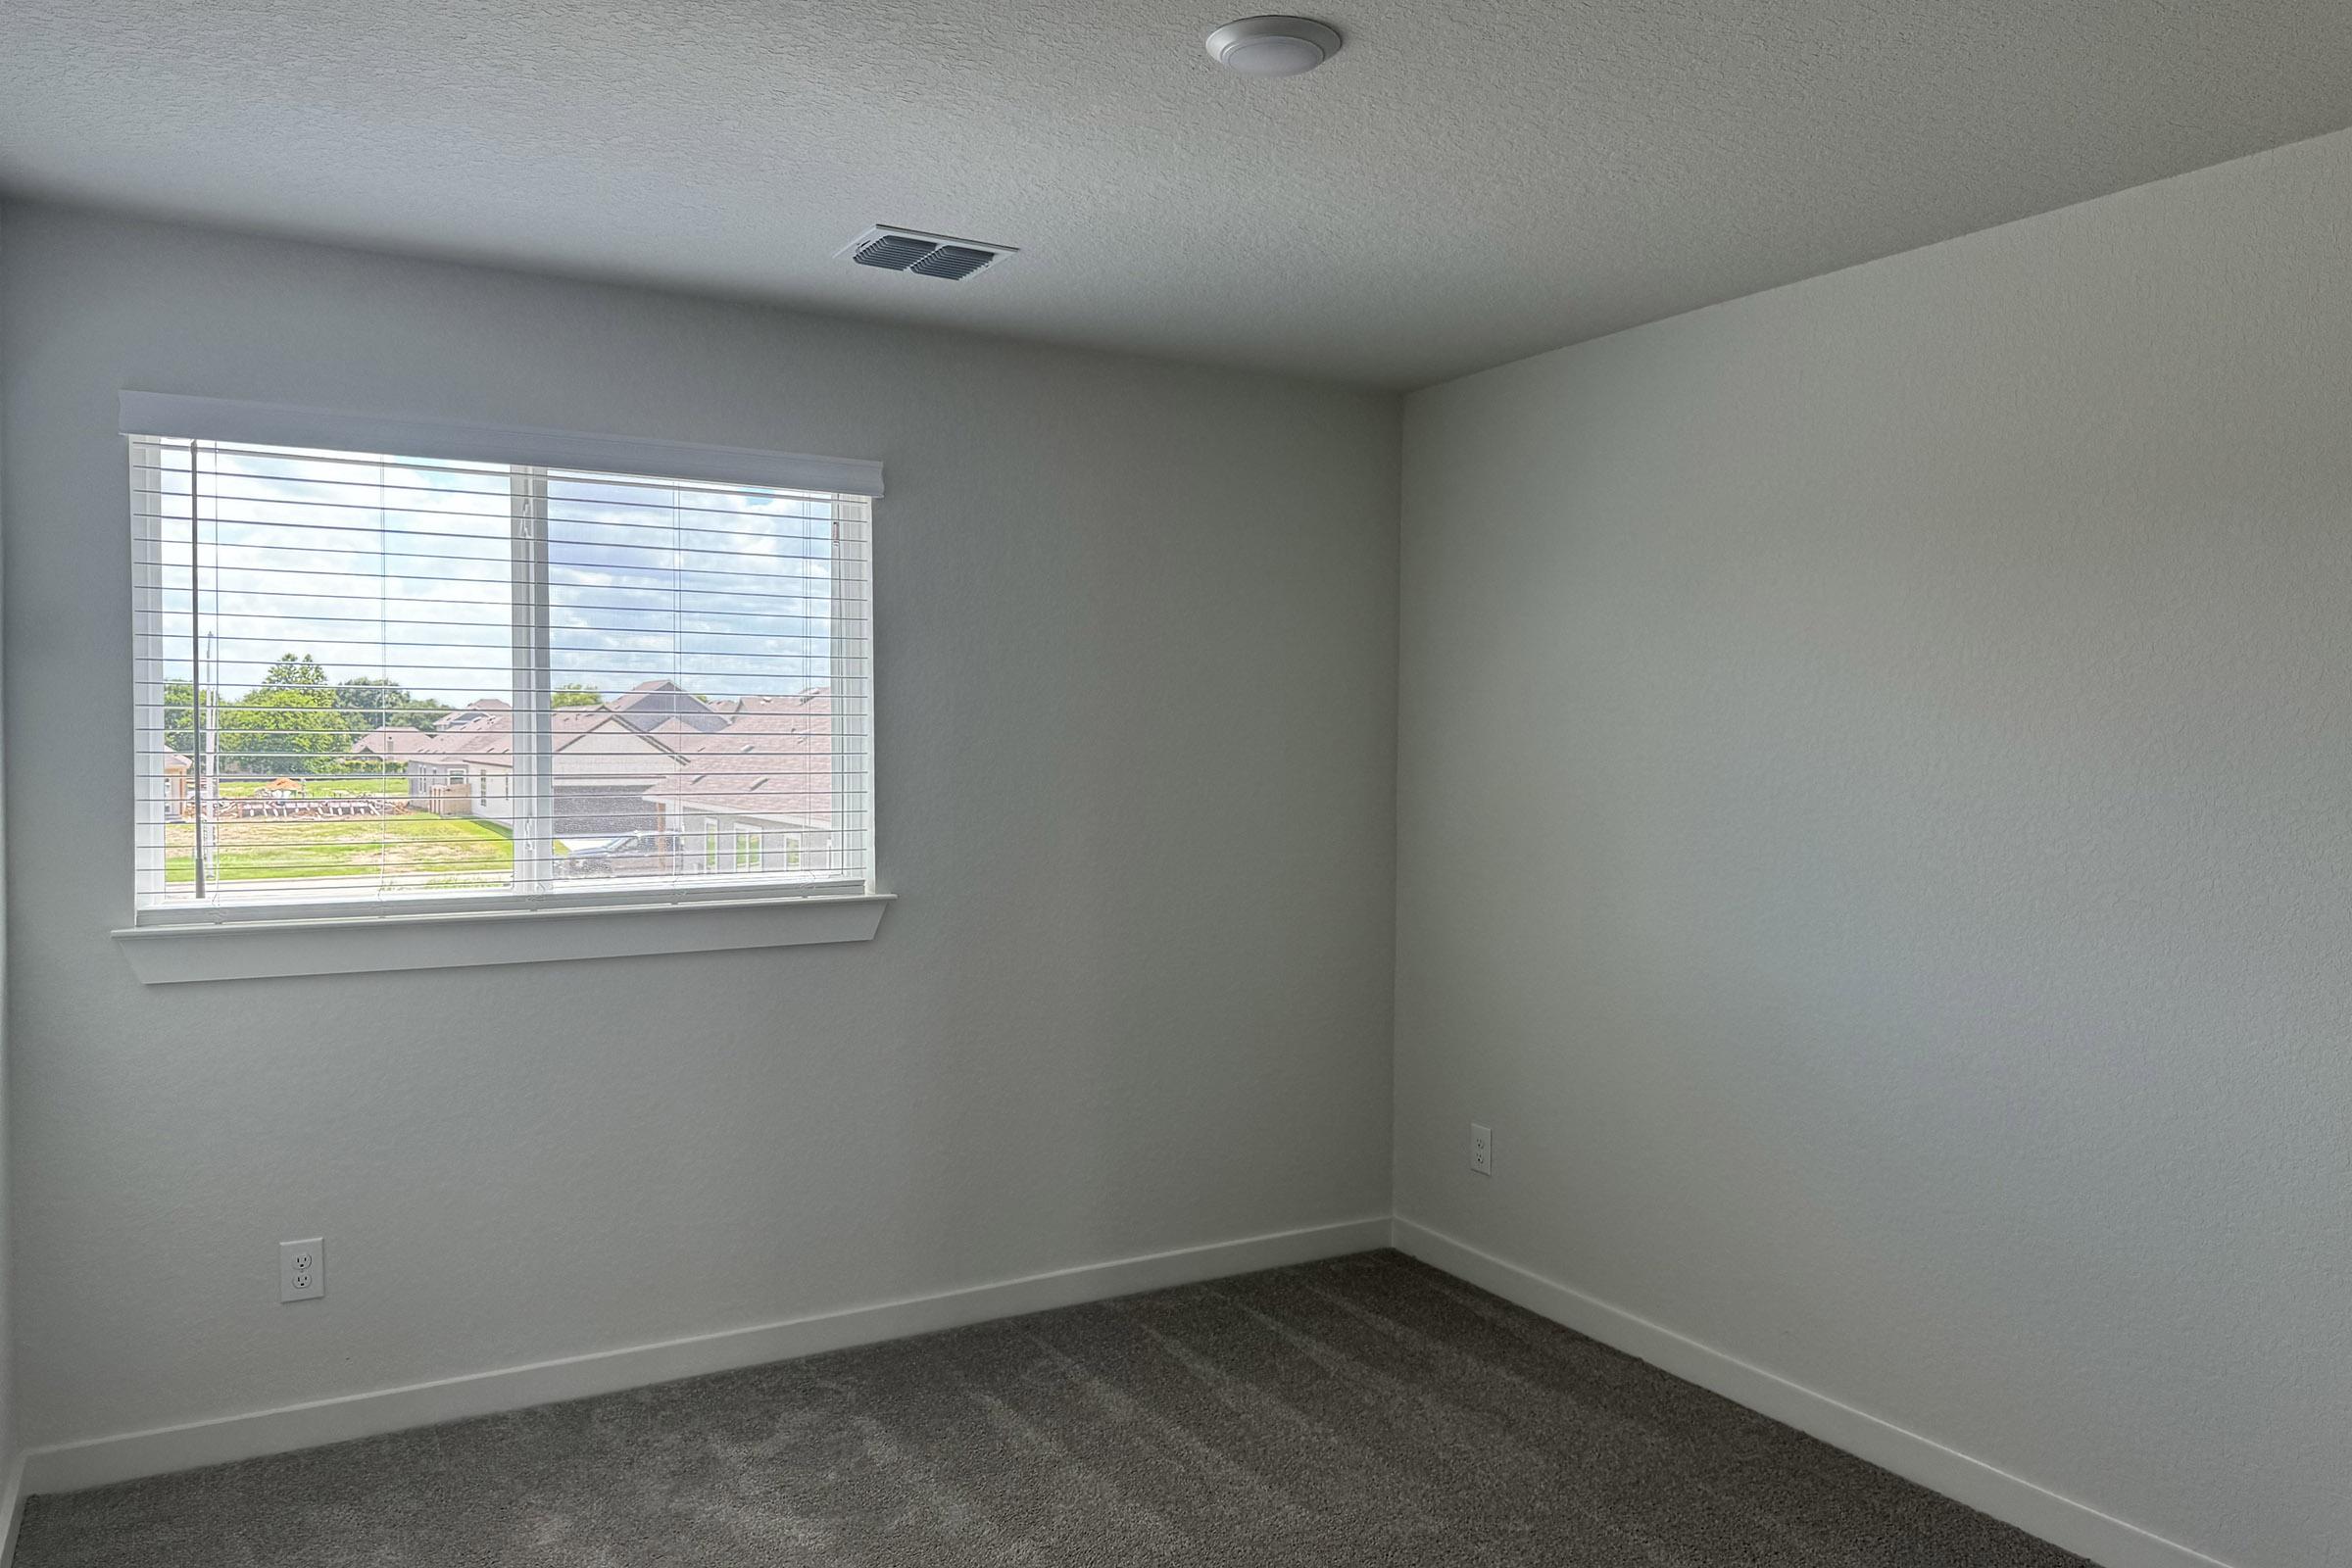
844, 225, 1015, 280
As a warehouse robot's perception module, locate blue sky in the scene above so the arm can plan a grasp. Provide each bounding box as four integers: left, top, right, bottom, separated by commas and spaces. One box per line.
148, 443, 860, 707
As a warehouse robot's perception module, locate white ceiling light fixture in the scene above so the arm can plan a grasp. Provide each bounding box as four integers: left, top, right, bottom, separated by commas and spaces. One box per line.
1205, 16, 1344, 76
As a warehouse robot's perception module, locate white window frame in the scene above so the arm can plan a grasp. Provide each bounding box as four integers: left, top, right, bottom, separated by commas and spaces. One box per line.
113, 393, 891, 982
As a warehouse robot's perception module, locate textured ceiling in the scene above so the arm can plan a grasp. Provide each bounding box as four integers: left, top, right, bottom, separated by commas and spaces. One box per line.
4, 0, 2351, 387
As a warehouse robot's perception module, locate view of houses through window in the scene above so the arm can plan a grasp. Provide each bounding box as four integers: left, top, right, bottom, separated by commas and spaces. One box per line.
134, 436, 871, 912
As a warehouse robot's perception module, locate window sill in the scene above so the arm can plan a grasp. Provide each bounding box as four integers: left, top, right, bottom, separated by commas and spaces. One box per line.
113, 892, 893, 984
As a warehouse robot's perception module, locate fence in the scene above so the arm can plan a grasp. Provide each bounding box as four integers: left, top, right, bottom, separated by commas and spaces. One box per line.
184, 795, 413, 821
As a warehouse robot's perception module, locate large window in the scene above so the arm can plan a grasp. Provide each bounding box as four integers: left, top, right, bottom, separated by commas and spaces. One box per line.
128, 399, 875, 924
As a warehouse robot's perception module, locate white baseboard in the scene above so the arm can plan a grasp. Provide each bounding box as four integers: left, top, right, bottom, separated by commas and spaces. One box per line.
1, 1452, 24, 1568
22, 1213, 2253, 1568
1391, 1217, 2242, 1568
23, 1215, 1390, 1495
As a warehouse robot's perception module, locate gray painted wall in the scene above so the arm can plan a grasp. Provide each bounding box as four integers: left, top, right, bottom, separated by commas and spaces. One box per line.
0, 199, 16, 1530
1396, 128, 2352, 1568
0, 202, 1399, 1449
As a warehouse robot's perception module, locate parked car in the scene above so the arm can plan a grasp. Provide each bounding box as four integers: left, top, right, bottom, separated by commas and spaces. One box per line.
555, 830, 669, 878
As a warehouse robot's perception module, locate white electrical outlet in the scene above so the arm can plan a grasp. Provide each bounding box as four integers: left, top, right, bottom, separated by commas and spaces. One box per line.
280, 1238, 325, 1301
1470, 1122, 1494, 1176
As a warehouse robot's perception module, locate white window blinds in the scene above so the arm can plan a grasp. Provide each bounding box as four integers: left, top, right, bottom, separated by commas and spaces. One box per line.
128, 408, 875, 922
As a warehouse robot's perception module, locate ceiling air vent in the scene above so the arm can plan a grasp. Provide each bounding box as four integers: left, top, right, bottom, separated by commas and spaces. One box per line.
850, 231, 937, 271
842, 225, 1016, 281
908, 245, 998, 280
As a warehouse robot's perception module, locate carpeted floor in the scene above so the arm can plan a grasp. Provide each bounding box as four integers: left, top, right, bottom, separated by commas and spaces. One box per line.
19, 1250, 2087, 1566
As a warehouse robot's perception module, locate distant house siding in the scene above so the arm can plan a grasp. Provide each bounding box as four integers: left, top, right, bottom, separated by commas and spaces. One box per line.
411, 763, 474, 818
656, 802, 829, 876
475, 768, 514, 828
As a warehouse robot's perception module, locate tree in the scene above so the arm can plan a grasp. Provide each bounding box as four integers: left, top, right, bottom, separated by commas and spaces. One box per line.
553, 683, 605, 709
162, 679, 218, 756
332, 676, 407, 731
332, 677, 451, 735
218, 685, 348, 775
259, 652, 330, 692
406, 697, 456, 731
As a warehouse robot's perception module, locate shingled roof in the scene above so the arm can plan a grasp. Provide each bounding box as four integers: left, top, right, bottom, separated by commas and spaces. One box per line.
354, 686, 836, 825
641, 690, 834, 825
360, 700, 661, 764
605, 680, 730, 735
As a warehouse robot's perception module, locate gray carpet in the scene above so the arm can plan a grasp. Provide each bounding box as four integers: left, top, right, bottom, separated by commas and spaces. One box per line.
20, 1250, 2087, 1566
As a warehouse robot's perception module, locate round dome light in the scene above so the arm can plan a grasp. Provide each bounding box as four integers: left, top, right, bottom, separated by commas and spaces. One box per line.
1205, 16, 1343, 76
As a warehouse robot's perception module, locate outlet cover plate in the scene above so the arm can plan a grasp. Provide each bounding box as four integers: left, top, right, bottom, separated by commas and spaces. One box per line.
280, 1237, 325, 1301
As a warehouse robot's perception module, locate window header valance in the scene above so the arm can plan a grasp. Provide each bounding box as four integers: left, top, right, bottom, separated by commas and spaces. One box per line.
118, 392, 885, 498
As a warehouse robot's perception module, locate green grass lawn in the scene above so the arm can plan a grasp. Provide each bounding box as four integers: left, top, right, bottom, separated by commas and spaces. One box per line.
166, 811, 512, 883
216, 775, 409, 799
